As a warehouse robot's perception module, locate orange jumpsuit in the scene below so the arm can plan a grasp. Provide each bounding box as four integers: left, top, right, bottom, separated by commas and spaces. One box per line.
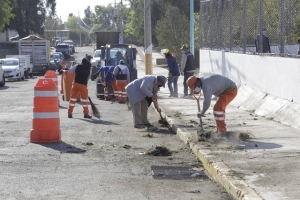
67, 59, 91, 115
199, 73, 237, 133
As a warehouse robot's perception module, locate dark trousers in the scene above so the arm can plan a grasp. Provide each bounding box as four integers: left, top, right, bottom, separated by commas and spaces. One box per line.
183, 72, 194, 95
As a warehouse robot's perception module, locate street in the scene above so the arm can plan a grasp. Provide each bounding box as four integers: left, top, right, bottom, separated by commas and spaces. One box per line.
0, 47, 232, 200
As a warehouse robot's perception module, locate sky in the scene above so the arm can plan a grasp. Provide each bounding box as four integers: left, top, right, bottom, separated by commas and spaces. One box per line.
55, 0, 116, 22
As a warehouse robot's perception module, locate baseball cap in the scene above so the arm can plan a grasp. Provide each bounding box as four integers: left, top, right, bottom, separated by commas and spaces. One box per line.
180, 44, 189, 50
157, 76, 167, 88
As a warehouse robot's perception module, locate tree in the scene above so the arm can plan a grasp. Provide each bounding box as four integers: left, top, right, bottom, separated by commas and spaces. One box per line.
0, 0, 14, 32
8, 0, 56, 38
155, 4, 189, 62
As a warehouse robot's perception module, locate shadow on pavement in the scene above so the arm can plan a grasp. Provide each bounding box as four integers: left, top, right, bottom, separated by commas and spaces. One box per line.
40, 141, 86, 153
242, 140, 283, 149
79, 118, 120, 125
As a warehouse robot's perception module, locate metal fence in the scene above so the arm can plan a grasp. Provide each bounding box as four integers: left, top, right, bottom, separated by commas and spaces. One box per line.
199, 0, 300, 56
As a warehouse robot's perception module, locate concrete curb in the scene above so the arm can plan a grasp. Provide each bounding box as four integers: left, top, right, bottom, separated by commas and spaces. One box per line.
150, 104, 263, 200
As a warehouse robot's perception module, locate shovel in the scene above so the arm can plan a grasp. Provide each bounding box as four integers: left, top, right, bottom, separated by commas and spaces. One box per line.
153, 99, 167, 125
194, 93, 205, 141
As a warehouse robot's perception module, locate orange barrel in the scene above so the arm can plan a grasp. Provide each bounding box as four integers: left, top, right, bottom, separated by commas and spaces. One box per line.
62, 70, 80, 101
30, 78, 61, 143
44, 70, 59, 105
44, 70, 58, 86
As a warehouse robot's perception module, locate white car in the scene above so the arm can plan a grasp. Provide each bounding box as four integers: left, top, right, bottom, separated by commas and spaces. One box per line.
0, 60, 5, 86
91, 50, 102, 68
0, 58, 25, 81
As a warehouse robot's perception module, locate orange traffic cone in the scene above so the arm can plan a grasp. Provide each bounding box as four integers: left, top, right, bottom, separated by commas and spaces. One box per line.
30, 78, 61, 143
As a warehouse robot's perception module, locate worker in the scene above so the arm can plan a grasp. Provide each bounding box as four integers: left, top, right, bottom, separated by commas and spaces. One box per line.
125, 75, 167, 129
180, 44, 195, 97
113, 59, 130, 103
96, 65, 116, 101
186, 73, 237, 135
67, 57, 92, 119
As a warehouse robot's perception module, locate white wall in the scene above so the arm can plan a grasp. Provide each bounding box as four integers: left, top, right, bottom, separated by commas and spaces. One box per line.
199, 50, 300, 104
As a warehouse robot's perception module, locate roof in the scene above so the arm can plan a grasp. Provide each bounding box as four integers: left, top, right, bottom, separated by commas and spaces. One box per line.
20, 35, 44, 40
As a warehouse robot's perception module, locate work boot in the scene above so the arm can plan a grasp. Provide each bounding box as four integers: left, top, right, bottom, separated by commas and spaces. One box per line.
68, 114, 73, 118
84, 114, 92, 119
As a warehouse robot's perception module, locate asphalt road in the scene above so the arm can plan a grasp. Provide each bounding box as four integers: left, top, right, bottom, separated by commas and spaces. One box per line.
0, 47, 232, 200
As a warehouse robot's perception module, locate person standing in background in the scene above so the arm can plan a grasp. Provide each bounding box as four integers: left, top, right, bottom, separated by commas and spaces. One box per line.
254, 27, 271, 53
180, 44, 195, 97
163, 49, 180, 97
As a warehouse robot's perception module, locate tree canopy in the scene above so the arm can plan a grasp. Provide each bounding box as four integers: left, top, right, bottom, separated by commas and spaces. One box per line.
0, 0, 14, 32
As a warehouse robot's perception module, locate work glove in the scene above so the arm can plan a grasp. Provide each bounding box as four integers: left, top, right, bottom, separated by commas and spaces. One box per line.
197, 112, 204, 118
168, 72, 173, 78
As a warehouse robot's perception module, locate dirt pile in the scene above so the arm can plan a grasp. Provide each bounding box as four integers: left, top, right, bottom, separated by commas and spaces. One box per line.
146, 146, 172, 156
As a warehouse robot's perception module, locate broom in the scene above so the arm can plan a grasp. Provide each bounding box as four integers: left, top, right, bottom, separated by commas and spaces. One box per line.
88, 97, 100, 119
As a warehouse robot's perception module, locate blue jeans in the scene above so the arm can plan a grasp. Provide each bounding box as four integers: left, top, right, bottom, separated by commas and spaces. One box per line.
168, 76, 179, 95
183, 72, 194, 95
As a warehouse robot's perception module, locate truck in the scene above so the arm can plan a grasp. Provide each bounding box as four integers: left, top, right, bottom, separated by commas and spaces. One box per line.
19, 35, 51, 75
91, 32, 137, 82
6, 55, 33, 78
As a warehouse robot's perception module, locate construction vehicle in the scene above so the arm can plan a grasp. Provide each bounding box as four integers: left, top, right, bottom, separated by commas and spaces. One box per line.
92, 32, 137, 99
19, 35, 51, 75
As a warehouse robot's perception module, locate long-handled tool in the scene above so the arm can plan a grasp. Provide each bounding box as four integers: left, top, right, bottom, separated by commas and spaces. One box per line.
88, 97, 100, 119
194, 93, 205, 141
153, 99, 167, 125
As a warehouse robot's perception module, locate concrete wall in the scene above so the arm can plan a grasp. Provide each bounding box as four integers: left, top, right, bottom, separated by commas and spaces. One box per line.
0, 30, 18, 42
199, 50, 300, 104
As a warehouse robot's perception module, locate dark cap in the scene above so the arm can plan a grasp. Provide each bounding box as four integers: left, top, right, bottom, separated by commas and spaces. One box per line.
157, 75, 167, 88
82, 57, 91, 67
180, 44, 189, 50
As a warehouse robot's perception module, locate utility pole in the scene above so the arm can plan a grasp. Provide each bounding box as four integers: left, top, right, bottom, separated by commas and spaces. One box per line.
78, 11, 82, 47
144, 0, 152, 75
190, 0, 194, 56
119, 0, 124, 44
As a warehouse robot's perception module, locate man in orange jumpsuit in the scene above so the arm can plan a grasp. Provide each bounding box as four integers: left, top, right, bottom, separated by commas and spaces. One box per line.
187, 73, 237, 135
67, 57, 92, 119
113, 59, 130, 103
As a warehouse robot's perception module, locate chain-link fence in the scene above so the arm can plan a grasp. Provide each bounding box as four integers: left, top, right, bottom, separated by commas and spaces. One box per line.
199, 0, 300, 56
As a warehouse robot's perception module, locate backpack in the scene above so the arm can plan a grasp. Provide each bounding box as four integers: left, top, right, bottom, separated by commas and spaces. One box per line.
116, 66, 127, 80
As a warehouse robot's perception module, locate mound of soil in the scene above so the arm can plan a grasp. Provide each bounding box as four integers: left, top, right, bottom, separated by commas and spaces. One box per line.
146, 146, 172, 156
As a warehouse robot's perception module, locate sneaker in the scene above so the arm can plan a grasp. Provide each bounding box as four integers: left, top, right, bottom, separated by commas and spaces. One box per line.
84, 114, 92, 119
181, 94, 189, 98
134, 124, 145, 129
68, 114, 73, 118
173, 93, 178, 97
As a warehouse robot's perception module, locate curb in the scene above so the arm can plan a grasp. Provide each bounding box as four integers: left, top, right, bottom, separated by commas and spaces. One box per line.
157, 107, 264, 200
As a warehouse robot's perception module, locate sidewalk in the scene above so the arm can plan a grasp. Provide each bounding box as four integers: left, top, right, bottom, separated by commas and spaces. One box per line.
135, 49, 300, 200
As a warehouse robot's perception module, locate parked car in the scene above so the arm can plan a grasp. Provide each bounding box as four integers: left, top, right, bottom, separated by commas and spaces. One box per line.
52, 52, 64, 61
50, 53, 62, 71
0, 58, 25, 81
0, 60, 5, 86
63, 40, 75, 53
56, 43, 71, 58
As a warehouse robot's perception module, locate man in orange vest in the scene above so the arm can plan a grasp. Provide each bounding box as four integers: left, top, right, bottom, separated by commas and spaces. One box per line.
113, 59, 130, 103
67, 57, 92, 119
